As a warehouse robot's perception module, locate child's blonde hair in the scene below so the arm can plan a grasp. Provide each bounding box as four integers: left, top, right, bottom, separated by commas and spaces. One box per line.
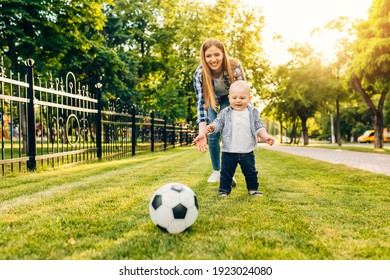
229, 80, 251, 96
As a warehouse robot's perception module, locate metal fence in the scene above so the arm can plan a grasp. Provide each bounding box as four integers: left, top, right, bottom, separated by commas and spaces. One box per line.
0, 58, 196, 176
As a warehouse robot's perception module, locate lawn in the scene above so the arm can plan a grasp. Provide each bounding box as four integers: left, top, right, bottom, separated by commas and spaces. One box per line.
0, 146, 389, 260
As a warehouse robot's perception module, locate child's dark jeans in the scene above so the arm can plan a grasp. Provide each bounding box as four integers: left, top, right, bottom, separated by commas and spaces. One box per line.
220, 151, 259, 194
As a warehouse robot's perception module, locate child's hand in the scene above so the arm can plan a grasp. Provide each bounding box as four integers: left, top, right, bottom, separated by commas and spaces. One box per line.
266, 137, 275, 146
258, 130, 275, 146
205, 124, 215, 134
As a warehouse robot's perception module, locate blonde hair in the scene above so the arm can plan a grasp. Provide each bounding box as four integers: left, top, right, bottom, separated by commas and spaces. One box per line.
200, 39, 243, 111
229, 80, 251, 96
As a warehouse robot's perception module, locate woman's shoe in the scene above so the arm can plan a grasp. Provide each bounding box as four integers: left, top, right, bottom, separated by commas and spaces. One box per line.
207, 170, 220, 183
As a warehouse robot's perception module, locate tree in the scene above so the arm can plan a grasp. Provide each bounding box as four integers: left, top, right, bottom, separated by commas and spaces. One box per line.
262, 65, 300, 144
102, 0, 161, 107
169, 0, 210, 122
226, 3, 269, 97
319, 17, 358, 146
349, 0, 390, 148
267, 44, 332, 145
0, 0, 268, 123
0, 0, 111, 75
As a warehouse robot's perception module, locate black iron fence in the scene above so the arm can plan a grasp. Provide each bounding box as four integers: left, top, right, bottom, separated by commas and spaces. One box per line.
0, 58, 196, 176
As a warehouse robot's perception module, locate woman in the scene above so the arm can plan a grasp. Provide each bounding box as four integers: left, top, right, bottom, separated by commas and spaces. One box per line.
193, 38, 245, 183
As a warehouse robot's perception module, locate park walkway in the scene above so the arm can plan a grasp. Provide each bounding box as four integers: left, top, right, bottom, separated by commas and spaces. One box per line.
259, 144, 390, 177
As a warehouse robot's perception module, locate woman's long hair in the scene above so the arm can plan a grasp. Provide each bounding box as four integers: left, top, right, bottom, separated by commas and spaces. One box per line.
200, 39, 242, 111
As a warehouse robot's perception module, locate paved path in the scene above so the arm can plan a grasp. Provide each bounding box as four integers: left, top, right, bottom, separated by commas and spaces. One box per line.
259, 144, 390, 177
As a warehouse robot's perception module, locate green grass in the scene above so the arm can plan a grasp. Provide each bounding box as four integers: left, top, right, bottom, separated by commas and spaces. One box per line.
0, 146, 389, 260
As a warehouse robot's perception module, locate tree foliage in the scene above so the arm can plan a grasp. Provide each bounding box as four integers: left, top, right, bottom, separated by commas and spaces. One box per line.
263, 44, 333, 145
0, 0, 111, 73
0, 0, 386, 140
0, 0, 267, 123
350, 0, 390, 148
262, 0, 389, 146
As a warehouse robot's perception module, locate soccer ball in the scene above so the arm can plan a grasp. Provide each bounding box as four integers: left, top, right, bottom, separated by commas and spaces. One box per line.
149, 182, 199, 234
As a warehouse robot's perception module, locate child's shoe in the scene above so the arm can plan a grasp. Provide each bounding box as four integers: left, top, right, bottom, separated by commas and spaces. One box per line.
218, 191, 229, 198
248, 190, 262, 196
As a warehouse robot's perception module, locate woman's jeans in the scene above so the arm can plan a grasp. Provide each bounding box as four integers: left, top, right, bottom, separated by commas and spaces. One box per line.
207, 95, 230, 171
220, 151, 259, 194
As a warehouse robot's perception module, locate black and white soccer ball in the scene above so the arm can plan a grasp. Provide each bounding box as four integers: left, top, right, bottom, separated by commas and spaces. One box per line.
149, 182, 199, 234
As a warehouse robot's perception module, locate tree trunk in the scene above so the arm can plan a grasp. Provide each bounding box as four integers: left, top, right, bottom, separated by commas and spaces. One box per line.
336, 96, 342, 146
291, 120, 298, 144
351, 74, 388, 149
279, 120, 283, 144
300, 116, 309, 145
373, 111, 384, 148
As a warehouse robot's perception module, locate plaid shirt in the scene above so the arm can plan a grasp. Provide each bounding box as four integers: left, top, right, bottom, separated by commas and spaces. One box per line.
193, 62, 245, 124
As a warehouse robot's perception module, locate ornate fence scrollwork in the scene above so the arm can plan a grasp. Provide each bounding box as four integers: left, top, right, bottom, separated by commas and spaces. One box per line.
0, 57, 196, 176
65, 114, 80, 146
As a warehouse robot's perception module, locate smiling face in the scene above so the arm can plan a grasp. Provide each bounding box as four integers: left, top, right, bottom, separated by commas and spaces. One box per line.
228, 81, 252, 111
204, 45, 224, 76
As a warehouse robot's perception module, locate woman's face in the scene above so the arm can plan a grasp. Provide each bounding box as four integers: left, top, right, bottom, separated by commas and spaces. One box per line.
204, 45, 224, 73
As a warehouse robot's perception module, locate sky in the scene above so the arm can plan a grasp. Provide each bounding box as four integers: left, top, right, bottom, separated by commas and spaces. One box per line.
245, 0, 373, 65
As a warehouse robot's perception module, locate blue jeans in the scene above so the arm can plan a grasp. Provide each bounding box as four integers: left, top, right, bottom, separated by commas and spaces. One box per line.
207, 95, 230, 171
220, 152, 259, 194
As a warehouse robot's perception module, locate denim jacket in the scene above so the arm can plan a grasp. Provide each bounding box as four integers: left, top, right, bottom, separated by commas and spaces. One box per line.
210, 104, 265, 152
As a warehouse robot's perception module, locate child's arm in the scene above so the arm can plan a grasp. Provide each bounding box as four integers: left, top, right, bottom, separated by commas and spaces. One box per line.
205, 124, 215, 134
258, 129, 275, 146
207, 116, 224, 134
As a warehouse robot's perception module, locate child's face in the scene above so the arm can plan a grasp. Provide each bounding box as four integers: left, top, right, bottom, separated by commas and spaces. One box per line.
228, 89, 252, 111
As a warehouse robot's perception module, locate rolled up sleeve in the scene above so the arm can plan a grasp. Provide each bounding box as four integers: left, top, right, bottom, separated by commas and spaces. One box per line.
194, 66, 208, 124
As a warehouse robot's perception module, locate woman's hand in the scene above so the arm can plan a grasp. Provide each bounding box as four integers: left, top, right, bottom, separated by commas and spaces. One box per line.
193, 133, 208, 152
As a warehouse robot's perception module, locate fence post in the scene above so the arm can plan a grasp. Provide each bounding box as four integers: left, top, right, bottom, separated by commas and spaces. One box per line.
150, 111, 155, 152
131, 105, 136, 156
179, 124, 183, 145
172, 123, 175, 148
25, 59, 36, 171
95, 82, 102, 159
163, 115, 167, 151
